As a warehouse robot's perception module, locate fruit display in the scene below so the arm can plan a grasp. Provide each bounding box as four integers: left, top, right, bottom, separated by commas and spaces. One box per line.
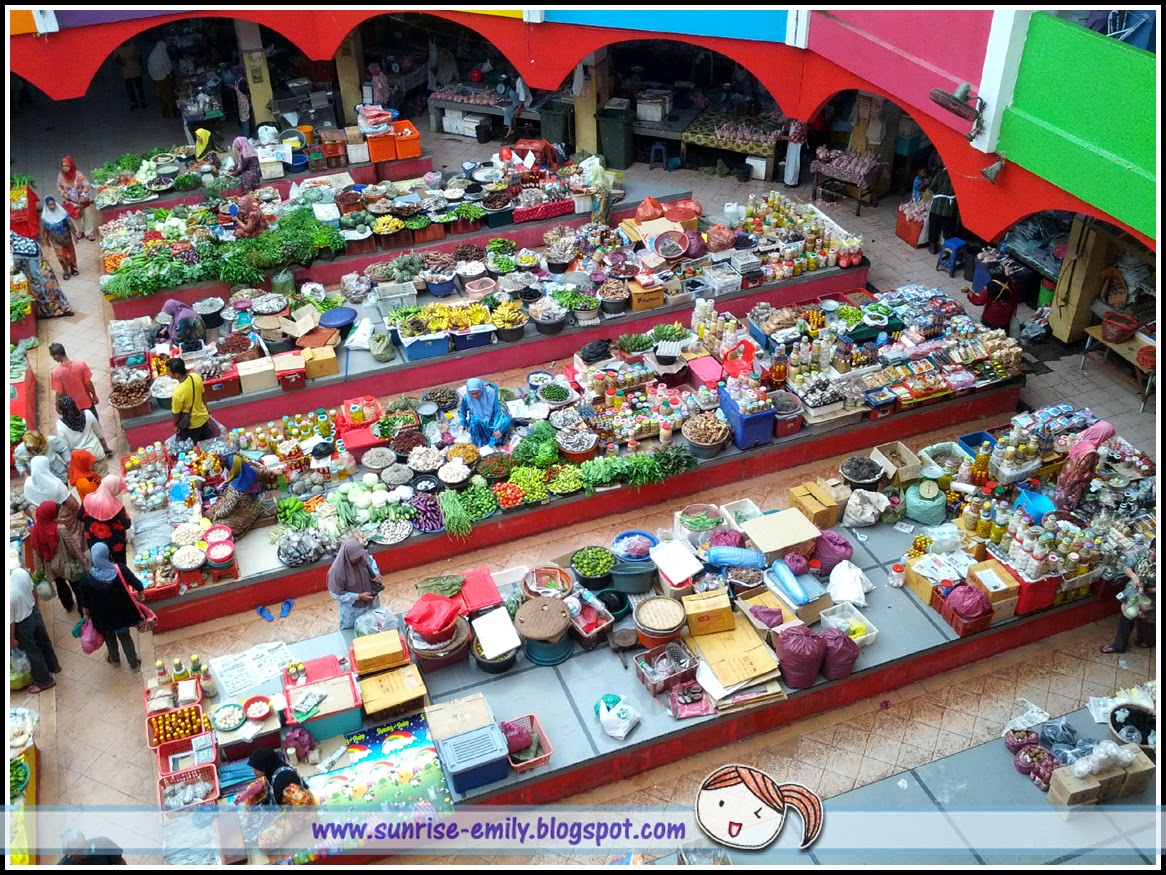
491, 301, 527, 329
539, 383, 571, 403
492, 482, 525, 508
109, 381, 150, 408
572, 546, 616, 577
148, 705, 207, 746
652, 322, 688, 343
372, 216, 405, 235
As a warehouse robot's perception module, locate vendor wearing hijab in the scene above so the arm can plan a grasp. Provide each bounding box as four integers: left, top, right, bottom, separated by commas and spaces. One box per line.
81, 475, 134, 564
13, 430, 70, 480
40, 196, 81, 278
76, 543, 144, 670
231, 137, 261, 193
1054, 421, 1117, 511
158, 299, 207, 349
327, 537, 382, 631
194, 128, 223, 169
206, 453, 265, 538
29, 495, 91, 613
69, 449, 102, 502
458, 378, 512, 447
241, 749, 314, 807
233, 194, 266, 239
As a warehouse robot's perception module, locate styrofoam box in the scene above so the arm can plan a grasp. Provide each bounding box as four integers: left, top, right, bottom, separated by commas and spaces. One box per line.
745, 156, 768, 180
259, 162, 284, 181
442, 116, 463, 136
444, 108, 465, 123
346, 142, 370, 165
462, 113, 486, 137
721, 499, 762, 533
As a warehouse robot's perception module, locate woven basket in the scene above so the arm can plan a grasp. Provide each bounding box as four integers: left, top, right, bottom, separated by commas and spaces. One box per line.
1102, 311, 1140, 344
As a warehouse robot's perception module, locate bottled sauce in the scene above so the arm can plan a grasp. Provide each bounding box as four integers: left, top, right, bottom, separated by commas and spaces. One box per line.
155, 660, 169, 683
990, 505, 1009, 544
961, 500, 979, 531
939, 460, 955, 491
190, 655, 202, 676
171, 657, 190, 682
956, 459, 973, 485
199, 665, 217, 698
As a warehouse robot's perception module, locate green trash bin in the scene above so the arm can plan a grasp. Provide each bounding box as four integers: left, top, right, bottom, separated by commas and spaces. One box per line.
596, 108, 634, 171
539, 100, 574, 148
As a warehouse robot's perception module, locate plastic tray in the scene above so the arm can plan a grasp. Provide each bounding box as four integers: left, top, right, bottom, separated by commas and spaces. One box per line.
506, 714, 553, 773
819, 602, 878, 648
156, 731, 217, 776
145, 704, 205, 750
157, 763, 220, 809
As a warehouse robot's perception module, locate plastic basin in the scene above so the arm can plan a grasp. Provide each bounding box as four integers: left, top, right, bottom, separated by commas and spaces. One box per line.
319, 306, 358, 340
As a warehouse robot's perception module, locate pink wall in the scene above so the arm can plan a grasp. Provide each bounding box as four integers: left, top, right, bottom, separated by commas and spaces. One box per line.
808, 10, 993, 130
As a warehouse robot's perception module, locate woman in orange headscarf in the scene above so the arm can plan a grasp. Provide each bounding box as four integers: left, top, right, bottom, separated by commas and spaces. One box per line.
68, 449, 102, 501
57, 156, 100, 240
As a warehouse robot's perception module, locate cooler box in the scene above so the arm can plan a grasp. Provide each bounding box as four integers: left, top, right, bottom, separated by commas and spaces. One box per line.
284, 674, 363, 743
718, 387, 776, 450
437, 723, 510, 794
688, 356, 725, 389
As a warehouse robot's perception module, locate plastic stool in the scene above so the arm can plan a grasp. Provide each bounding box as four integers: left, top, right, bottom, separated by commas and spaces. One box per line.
935, 237, 967, 278
176, 567, 205, 590
649, 142, 667, 171
210, 558, 241, 584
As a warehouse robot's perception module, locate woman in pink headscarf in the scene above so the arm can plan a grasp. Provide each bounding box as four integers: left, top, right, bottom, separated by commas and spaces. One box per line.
80, 475, 134, 565
230, 136, 261, 192
1054, 421, 1117, 511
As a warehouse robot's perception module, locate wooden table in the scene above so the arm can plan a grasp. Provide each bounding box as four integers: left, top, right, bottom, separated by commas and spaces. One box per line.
1079, 324, 1155, 412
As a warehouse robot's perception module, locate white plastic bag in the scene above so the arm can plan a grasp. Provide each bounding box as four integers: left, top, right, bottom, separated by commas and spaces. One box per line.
580, 155, 616, 190
258, 125, 279, 145
923, 523, 962, 555
827, 560, 874, 608
842, 489, 890, 528
34, 578, 55, 601
354, 606, 402, 638
345, 318, 375, 351
598, 696, 641, 740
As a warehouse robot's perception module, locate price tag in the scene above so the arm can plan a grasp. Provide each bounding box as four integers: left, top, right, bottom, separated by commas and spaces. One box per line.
894, 522, 915, 534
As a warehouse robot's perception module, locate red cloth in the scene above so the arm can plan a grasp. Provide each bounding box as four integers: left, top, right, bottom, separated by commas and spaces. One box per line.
11, 186, 40, 239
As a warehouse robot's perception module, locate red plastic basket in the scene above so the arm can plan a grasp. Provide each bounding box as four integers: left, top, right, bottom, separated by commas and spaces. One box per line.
156, 763, 220, 809
156, 731, 217, 776
282, 655, 343, 686
141, 578, 180, 603
636, 641, 698, 697
336, 397, 385, 434
505, 714, 553, 773
145, 704, 205, 749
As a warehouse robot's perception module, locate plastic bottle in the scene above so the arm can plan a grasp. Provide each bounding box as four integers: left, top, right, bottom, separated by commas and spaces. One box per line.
990, 505, 1008, 544
155, 660, 169, 683
961, 500, 978, 532
190, 654, 202, 676
171, 657, 190, 681
977, 502, 994, 538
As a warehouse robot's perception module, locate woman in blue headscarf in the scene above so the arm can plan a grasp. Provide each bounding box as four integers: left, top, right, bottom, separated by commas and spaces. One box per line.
207, 453, 265, 538
458, 378, 512, 447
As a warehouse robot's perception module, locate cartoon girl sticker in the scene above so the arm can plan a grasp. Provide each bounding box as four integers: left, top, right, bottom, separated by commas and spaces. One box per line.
695, 764, 823, 851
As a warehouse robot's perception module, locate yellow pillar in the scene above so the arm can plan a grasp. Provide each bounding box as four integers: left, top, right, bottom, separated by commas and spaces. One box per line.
234, 20, 274, 125
574, 57, 612, 156
335, 32, 365, 126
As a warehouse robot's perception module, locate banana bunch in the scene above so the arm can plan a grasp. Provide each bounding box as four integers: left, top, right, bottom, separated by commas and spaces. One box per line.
491, 300, 527, 329
372, 215, 405, 235
421, 302, 490, 332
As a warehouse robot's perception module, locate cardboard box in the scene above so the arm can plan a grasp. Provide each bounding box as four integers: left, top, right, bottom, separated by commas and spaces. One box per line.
769, 580, 834, 626
1119, 744, 1155, 797
683, 612, 778, 689
988, 595, 1018, 625
425, 693, 494, 743
272, 351, 306, 374
682, 590, 735, 636
905, 553, 967, 605
968, 559, 1020, 603
955, 518, 988, 561
351, 628, 407, 674
629, 281, 665, 313
236, 357, 277, 393
1092, 762, 1128, 802
789, 482, 840, 529
303, 346, 339, 380
344, 125, 363, 145
871, 441, 922, 484
359, 665, 427, 722
735, 585, 804, 643
741, 509, 820, 563
253, 313, 283, 332
1048, 768, 1101, 806
280, 305, 321, 338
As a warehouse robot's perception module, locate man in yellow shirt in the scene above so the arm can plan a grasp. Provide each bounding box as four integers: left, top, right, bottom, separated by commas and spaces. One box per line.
169, 358, 212, 442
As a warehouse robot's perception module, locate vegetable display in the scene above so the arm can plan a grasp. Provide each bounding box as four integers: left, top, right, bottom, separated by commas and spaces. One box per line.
438, 489, 473, 538
478, 453, 515, 480
580, 456, 626, 495
652, 322, 688, 342
623, 453, 665, 487
615, 333, 654, 353
547, 465, 583, 494
10, 415, 27, 445
682, 412, 731, 445
678, 511, 722, 532
492, 482, 525, 508
509, 466, 549, 501
460, 477, 499, 520
653, 444, 699, 478
513, 421, 560, 469
539, 383, 571, 403
277, 498, 312, 531
409, 493, 444, 532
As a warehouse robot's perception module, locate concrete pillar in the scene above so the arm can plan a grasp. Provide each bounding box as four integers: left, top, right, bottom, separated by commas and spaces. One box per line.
334, 31, 365, 126
234, 19, 274, 125
574, 55, 612, 156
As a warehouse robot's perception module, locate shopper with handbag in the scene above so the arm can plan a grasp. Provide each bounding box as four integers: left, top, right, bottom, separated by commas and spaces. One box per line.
56, 156, 101, 240
10, 568, 61, 694
76, 543, 147, 670
27, 490, 90, 612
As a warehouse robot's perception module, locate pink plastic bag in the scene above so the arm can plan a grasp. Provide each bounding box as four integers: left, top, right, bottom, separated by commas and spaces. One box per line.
784, 552, 809, 576
820, 628, 860, 680
947, 584, 991, 619
80, 618, 105, 655
812, 530, 854, 575
777, 626, 825, 689
709, 530, 746, 549
498, 720, 532, 754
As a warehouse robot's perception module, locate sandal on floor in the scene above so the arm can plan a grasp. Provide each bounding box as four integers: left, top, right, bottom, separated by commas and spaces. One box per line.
107, 655, 121, 666
256, 605, 275, 622
27, 684, 55, 694
1100, 645, 1123, 654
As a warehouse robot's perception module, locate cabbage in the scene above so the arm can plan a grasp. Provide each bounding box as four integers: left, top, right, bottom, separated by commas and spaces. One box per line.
363, 473, 379, 488
352, 492, 372, 509
355, 508, 371, 524
370, 492, 390, 507
338, 483, 352, 495
326, 491, 341, 505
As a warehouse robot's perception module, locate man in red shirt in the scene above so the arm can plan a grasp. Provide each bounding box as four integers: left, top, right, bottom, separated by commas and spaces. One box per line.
49, 342, 101, 414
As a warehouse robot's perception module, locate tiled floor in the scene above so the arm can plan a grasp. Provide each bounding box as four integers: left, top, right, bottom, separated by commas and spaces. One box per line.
10, 76, 1158, 864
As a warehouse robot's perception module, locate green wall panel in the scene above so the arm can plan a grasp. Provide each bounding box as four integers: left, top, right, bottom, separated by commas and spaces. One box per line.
999, 13, 1155, 238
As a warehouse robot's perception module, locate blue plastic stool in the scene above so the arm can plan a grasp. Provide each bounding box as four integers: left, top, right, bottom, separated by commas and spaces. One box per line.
935, 237, 967, 277
649, 142, 667, 171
